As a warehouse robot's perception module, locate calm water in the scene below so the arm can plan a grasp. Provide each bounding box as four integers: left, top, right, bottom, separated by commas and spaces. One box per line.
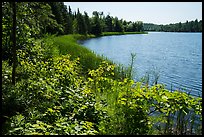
81, 32, 202, 97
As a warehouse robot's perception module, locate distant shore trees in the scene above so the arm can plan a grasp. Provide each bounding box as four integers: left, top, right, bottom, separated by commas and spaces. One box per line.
143, 19, 202, 32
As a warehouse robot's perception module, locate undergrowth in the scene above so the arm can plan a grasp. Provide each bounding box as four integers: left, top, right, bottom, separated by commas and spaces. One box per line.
2, 34, 202, 135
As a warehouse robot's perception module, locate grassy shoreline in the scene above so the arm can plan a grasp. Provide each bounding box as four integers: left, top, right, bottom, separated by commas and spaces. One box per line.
48, 34, 130, 79
51, 34, 105, 72
101, 31, 148, 36
49, 32, 147, 79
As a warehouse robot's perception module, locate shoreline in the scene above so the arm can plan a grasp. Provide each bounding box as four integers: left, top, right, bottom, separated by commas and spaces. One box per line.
101, 31, 148, 36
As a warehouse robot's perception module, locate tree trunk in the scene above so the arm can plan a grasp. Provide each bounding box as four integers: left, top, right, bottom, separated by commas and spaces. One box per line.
12, 2, 16, 85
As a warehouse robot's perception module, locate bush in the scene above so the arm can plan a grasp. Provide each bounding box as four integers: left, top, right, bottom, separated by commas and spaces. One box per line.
2, 35, 202, 135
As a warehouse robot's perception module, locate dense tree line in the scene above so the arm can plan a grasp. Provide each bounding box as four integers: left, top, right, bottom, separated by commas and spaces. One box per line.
143, 19, 202, 32
46, 3, 144, 36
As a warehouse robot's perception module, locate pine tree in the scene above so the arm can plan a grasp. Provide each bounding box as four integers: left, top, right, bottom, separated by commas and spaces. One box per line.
91, 11, 102, 36
76, 8, 86, 34
114, 17, 124, 32
193, 19, 199, 32
84, 11, 91, 34
105, 15, 113, 32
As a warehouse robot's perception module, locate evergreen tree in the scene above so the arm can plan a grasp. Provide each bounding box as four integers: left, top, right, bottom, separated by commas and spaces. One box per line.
72, 18, 78, 34
105, 14, 113, 32
193, 19, 199, 32
47, 2, 75, 35
99, 12, 106, 32
84, 11, 91, 34
91, 11, 102, 36
48, 2, 64, 25
136, 21, 144, 32
68, 5, 73, 19
198, 20, 202, 32
178, 22, 182, 32
132, 22, 137, 31
114, 17, 124, 32
123, 20, 127, 32
61, 4, 72, 34
76, 8, 87, 34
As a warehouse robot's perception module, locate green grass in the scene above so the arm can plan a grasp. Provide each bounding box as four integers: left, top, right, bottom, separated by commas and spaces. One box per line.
47, 34, 111, 74
43, 34, 135, 79
101, 31, 148, 36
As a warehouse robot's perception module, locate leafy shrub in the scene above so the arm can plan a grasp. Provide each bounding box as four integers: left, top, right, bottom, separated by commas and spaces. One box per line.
2, 36, 202, 135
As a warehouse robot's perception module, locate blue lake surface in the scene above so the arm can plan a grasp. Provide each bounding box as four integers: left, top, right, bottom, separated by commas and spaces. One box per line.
81, 32, 202, 97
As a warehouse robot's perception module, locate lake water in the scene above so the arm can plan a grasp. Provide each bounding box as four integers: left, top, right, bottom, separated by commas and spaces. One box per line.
81, 32, 202, 97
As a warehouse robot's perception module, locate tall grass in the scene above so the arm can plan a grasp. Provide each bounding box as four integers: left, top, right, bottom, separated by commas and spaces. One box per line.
43, 34, 132, 79
42, 34, 202, 135
44, 34, 104, 73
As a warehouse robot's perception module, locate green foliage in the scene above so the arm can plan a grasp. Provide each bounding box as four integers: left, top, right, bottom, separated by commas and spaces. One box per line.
84, 11, 91, 34
105, 15, 113, 32
76, 8, 87, 35
91, 11, 103, 36
2, 40, 202, 134
114, 17, 124, 32
2, 48, 99, 134
48, 34, 134, 80
83, 60, 202, 135
49, 34, 110, 74
2, 2, 202, 135
86, 62, 150, 134
2, 2, 63, 64
47, 2, 70, 35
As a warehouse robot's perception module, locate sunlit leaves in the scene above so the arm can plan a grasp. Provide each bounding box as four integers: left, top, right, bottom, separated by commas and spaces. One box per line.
2, 39, 202, 135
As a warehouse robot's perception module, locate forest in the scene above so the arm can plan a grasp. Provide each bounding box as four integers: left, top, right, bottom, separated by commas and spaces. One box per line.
2, 2, 202, 135
143, 20, 202, 32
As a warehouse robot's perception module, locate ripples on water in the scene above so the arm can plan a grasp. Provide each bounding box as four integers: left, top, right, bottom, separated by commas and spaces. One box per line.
81, 32, 202, 97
